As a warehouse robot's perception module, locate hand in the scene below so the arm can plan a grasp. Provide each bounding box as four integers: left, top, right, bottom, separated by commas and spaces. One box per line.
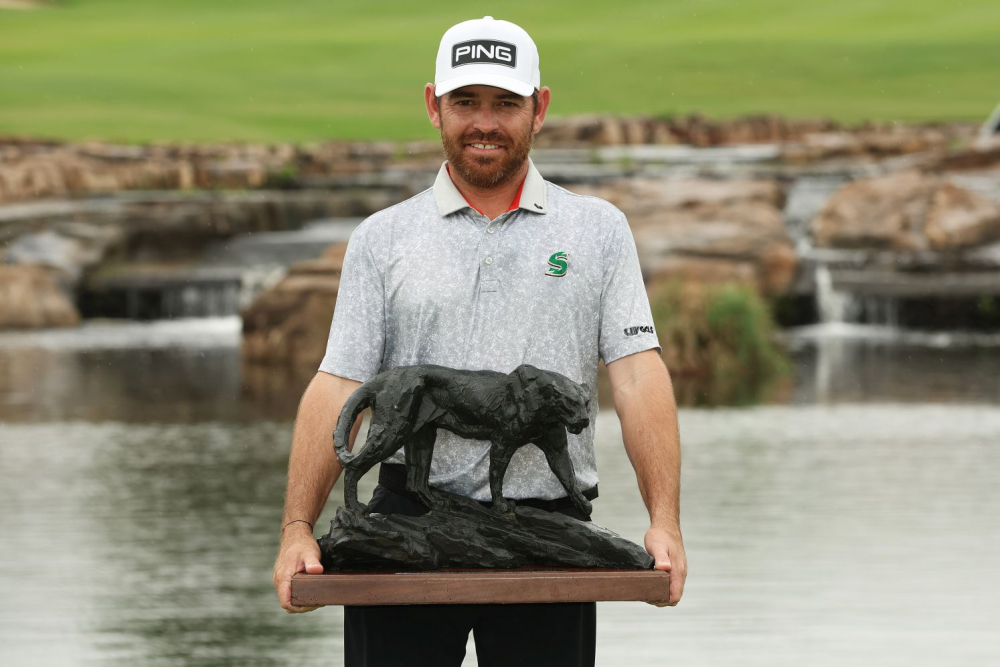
644, 524, 687, 607
273, 527, 325, 613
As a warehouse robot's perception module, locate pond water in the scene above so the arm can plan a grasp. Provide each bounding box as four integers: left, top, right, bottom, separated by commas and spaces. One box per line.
1, 319, 998, 666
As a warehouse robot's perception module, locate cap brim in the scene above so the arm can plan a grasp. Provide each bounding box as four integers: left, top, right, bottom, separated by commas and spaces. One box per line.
435, 73, 535, 97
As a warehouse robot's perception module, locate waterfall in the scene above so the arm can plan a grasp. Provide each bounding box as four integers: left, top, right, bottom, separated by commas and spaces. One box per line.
814, 264, 854, 323
814, 264, 905, 327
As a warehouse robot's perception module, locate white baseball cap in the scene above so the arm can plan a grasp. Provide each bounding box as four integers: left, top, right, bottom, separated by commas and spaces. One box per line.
434, 16, 540, 97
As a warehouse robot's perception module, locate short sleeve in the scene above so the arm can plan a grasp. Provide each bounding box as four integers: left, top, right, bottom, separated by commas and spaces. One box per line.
598, 213, 661, 364
318, 226, 386, 381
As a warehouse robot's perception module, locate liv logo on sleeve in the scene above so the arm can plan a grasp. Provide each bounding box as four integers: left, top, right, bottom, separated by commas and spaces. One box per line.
545, 251, 569, 277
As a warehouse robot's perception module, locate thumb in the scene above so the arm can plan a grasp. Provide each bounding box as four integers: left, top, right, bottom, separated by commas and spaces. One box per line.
303, 557, 324, 575
654, 554, 671, 571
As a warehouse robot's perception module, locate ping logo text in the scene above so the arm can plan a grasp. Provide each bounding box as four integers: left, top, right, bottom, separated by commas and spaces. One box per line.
452, 40, 517, 68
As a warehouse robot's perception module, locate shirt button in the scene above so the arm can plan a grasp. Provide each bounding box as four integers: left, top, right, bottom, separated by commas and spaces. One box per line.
484, 257, 493, 265
487, 226, 495, 234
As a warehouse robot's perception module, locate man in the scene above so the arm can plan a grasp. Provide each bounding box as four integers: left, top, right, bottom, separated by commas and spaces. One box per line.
273, 16, 686, 667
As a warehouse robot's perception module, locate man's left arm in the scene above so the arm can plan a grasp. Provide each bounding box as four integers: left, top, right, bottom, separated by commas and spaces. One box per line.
606, 348, 687, 606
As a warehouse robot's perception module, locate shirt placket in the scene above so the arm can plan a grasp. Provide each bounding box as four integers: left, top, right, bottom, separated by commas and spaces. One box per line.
464, 210, 514, 368
467, 209, 512, 291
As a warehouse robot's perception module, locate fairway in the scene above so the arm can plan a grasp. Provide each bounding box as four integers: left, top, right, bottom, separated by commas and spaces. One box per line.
1, 0, 998, 143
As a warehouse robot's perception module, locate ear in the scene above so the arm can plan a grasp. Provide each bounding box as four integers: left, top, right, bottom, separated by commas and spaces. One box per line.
425, 83, 442, 130
532, 86, 551, 135
514, 364, 538, 386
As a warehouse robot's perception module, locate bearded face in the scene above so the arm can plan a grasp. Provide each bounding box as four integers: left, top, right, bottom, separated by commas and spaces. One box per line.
437, 90, 536, 189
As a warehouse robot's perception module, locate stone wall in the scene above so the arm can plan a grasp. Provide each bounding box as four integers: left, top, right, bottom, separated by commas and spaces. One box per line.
0, 136, 442, 204
1, 115, 979, 204
535, 114, 975, 159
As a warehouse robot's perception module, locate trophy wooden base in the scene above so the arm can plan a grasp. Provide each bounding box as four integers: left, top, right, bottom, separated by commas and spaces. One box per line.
292, 568, 669, 606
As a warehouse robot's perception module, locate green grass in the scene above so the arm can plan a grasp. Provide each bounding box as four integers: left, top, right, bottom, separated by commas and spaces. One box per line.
1, 0, 998, 143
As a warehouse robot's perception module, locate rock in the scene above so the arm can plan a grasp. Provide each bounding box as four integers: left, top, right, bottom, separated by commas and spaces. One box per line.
592, 117, 625, 146
637, 220, 798, 296
0, 137, 439, 204
925, 182, 1000, 250
926, 136, 1000, 171
812, 171, 933, 250
241, 242, 347, 367
647, 256, 759, 288
621, 118, 650, 145
0, 264, 80, 329
319, 492, 652, 571
642, 178, 786, 212
650, 122, 680, 145
197, 158, 266, 189
572, 177, 796, 295
782, 124, 968, 163
812, 171, 1000, 251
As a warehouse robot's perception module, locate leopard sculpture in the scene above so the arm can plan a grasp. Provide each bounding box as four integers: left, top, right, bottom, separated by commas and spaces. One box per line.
333, 363, 593, 517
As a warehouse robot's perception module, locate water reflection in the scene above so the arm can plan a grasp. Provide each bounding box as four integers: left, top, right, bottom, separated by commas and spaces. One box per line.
0, 319, 308, 423
1, 320, 999, 666
787, 324, 1000, 404
3, 320, 1000, 426
0, 421, 384, 666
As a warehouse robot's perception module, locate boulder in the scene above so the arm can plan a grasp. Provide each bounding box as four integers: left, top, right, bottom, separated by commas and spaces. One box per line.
925, 182, 1000, 250
572, 177, 796, 296
636, 219, 798, 296
0, 264, 80, 329
241, 243, 348, 367
812, 171, 1000, 251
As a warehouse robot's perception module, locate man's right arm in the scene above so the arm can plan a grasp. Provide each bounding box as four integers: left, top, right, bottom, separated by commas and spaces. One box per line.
272, 371, 363, 613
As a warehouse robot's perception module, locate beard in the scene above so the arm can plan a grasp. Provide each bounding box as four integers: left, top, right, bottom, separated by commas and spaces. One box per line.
440, 118, 534, 189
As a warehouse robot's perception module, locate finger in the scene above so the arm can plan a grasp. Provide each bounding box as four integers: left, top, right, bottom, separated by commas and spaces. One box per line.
304, 557, 324, 575
278, 575, 292, 608
654, 554, 671, 571
644, 599, 671, 608
285, 604, 321, 614
645, 536, 672, 571
668, 571, 683, 605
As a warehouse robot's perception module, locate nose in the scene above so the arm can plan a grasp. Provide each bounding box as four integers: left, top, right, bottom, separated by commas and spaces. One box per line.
471, 104, 500, 134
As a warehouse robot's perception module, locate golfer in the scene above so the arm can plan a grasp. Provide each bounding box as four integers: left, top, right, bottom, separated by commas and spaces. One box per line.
273, 16, 686, 667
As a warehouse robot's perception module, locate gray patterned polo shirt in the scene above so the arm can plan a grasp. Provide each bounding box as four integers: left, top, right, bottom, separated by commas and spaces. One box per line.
319, 158, 660, 501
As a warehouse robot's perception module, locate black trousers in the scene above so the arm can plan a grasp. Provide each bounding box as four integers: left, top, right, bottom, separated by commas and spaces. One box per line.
344, 483, 597, 667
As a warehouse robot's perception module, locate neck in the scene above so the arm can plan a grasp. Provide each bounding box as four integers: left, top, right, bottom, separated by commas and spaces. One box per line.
449, 162, 529, 220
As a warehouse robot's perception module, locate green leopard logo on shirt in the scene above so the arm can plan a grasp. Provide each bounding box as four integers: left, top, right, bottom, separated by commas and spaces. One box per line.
545, 251, 569, 277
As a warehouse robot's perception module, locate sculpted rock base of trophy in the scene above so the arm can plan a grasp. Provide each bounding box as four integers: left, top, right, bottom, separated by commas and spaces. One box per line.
320, 490, 653, 571
318, 363, 653, 572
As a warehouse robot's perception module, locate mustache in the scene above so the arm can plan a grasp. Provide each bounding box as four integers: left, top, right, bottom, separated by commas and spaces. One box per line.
462, 131, 509, 145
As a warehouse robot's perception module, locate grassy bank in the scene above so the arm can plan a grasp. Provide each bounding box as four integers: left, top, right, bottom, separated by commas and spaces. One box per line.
1, 0, 998, 143
649, 281, 789, 406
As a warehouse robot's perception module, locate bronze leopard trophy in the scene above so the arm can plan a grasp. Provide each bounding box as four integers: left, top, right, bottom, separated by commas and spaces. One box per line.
333, 363, 593, 518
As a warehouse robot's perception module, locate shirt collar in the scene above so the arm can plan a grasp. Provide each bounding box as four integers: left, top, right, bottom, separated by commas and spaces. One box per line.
433, 157, 548, 217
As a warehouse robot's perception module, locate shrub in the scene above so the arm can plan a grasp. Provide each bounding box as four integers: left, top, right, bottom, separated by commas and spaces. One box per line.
648, 280, 789, 406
